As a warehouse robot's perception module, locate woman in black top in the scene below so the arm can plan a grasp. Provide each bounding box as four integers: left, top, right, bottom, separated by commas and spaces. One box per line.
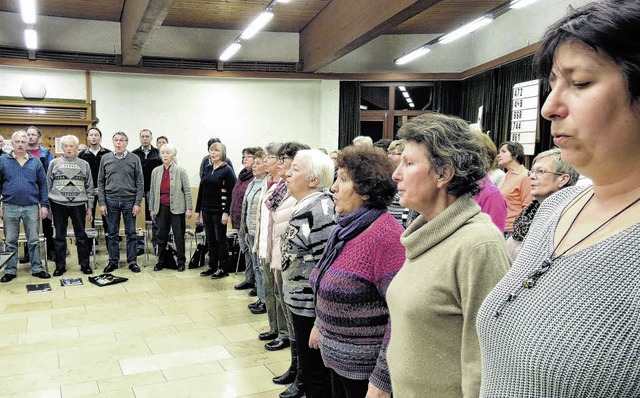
195, 142, 236, 279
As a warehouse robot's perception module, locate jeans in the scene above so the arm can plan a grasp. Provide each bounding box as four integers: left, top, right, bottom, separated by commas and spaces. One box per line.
105, 198, 138, 265
247, 234, 264, 302
3, 204, 43, 275
156, 204, 186, 266
50, 202, 90, 269
202, 210, 228, 270
291, 313, 331, 398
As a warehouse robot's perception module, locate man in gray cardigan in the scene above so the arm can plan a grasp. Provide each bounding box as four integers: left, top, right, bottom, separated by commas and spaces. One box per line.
97, 131, 144, 273
47, 135, 94, 276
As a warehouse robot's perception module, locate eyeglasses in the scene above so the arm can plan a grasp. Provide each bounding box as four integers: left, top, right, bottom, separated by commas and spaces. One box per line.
388, 152, 402, 156
242, 155, 254, 160
528, 169, 564, 178
278, 155, 293, 163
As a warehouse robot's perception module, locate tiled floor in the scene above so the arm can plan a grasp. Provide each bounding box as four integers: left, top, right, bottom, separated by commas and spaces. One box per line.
0, 244, 291, 398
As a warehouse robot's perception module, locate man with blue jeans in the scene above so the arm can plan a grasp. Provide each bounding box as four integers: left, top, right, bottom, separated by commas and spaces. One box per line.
0, 130, 51, 283
98, 132, 144, 273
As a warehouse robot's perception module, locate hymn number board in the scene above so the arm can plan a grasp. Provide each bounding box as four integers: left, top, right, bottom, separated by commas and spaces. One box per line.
510, 79, 540, 155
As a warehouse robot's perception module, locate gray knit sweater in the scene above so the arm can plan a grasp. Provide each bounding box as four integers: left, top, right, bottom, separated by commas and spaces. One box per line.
97, 151, 144, 206
477, 186, 640, 397
46, 156, 93, 207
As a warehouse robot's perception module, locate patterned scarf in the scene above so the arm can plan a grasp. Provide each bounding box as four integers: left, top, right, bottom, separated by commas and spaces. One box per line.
266, 178, 287, 211
313, 206, 386, 294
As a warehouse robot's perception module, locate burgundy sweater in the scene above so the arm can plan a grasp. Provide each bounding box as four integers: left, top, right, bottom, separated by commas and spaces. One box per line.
310, 212, 405, 392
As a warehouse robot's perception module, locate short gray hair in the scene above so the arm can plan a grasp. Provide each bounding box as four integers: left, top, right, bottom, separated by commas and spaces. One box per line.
12, 130, 27, 141
265, 142, 283, 156
60, 135, 79, 146
353, 136, 373, 147
293, 149, 335, 190
533, 148, 579, 187
161, 143, 177, 157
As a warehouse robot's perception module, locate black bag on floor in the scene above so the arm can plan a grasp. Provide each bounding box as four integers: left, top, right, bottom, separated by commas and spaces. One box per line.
163, 245, 179, 270
225, 232, 246, 273
188, 243, 208, 269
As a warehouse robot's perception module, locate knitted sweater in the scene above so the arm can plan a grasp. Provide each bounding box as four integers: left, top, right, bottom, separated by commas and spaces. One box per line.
195, 162, 236, 214
0, 152, 48, 207
477, 186, 640, 397
230, 168, 253, 230
311, 212, 405, 393
46, 156, 93, 207
281, 191, 336, 317
386, 194, 510, 398
97, 152, 145, 206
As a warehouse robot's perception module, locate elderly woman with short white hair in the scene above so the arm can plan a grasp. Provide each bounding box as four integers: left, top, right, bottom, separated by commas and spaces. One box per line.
149, 143, 193, 272
281, 149, 336, 398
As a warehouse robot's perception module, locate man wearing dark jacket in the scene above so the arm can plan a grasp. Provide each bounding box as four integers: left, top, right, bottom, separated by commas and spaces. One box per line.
79, 127, 111, 229
132, 129, 162, 254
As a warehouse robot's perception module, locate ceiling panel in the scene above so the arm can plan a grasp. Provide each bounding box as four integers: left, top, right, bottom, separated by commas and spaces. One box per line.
0, 0, 124, 21
390, 0, 506, 34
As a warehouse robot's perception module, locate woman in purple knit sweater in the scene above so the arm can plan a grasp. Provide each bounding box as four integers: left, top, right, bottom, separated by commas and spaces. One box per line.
310, 146, 405, 398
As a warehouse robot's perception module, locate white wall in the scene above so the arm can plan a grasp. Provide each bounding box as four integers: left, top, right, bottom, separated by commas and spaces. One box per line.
0, 66, 339, 186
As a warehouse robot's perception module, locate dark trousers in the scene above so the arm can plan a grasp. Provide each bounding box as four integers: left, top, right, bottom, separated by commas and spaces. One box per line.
202, 210, 228, 270
291, 313, 331, 398
51, 202, 91, 269
330, 369, 369, 398
156, 204, 186, 266
42, 217, 54, 252
90, 194, 107, 229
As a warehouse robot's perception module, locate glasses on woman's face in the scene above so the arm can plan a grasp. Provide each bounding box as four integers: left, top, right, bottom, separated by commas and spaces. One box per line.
242, 155, 254, 160
528, 169, 564, 178
278, 155, 293, 163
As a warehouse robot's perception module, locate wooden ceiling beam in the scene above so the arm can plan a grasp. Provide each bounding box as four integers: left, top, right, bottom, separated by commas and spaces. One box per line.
299, 0, 442, 73
121, 0, 176, 66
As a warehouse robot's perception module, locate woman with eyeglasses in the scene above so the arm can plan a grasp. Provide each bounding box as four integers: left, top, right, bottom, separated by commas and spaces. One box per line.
505, 148, 578, 261
497, 141, 533, 236
478, 2, 640, 396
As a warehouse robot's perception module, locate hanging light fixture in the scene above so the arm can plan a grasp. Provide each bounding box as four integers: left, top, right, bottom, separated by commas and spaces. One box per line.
241, 9, 274, 40
439, 16, 493, 44
394, 46, 431, 65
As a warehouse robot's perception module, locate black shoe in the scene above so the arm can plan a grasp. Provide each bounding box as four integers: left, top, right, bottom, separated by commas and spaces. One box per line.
279, 379, 304, 398
0, 274, 16, 283
259, 331, 278, 341
210, 269, 228, 279
176, 264, 185, 272
248, 288, 257, 297
81, 266, 93, 275
248, 299, 261, 309
265, 338, 290, 351
103, 261, 118, 273
19, 256, 30, 264
32, 270, 51, 279
53, 266, 66, 276
129, 264, 141, 273
272, 368, 296, 385
250, 302, 267, 315
234, 281, 254, 290
200, 268, 215, 277
154, 264, 163, 272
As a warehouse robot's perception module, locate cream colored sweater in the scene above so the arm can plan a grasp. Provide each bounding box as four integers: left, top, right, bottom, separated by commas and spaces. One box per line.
386, 194, 510, 397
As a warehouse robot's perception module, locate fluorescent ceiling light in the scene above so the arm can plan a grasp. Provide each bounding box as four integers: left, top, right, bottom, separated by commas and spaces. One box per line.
402, 91, 410, 99
510, 0, 541, 9
439, 16, 493, 44
24, 28, 37, 50
276, 0, 291, 3
220, 42, 241, 61
409, 103, 415, 108
241, 10, 274, 40
20, 0, 36, 24
395, 46, 431, 65
399, 86, 407, 92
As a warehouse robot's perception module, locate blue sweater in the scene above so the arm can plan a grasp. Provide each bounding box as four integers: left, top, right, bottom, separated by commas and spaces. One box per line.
0, 152, 49, 207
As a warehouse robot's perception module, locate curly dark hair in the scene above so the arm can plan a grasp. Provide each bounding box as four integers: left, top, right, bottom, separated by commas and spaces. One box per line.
398, 113, 487, 197
336, 146, 397, 209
